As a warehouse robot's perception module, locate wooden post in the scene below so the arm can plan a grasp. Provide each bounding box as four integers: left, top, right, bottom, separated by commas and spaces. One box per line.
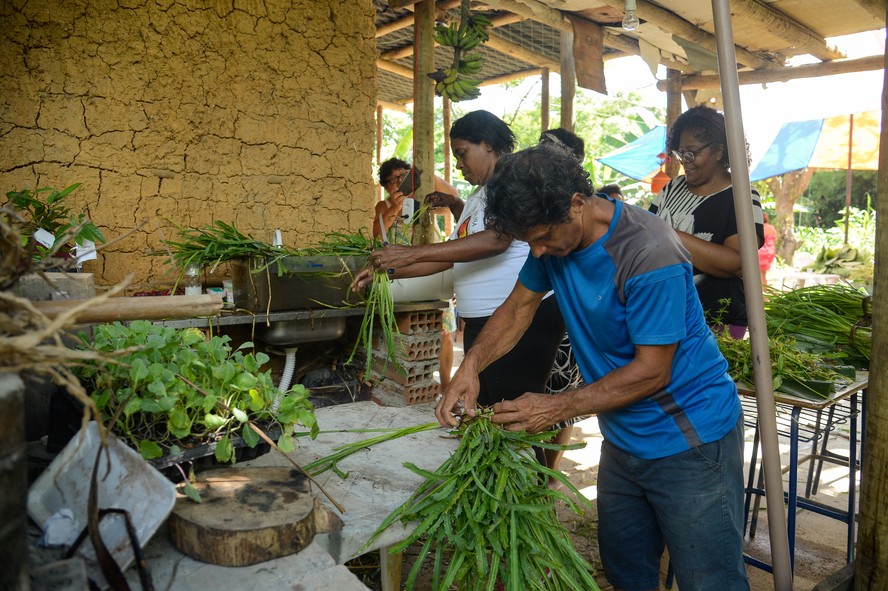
443, 97, 452, 185
413, 0, 436, 245
0, 374, 27, 591
376, 104, 384, 203
844, 114, 855, 244
665, 68, 682, 177
541, 67, 550, 133
559, 30, 575, 131
855, 11, 888, 582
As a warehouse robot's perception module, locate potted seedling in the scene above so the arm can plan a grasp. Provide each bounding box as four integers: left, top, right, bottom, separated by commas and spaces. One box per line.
4, 183, 106, 300
73, 321, 319, 482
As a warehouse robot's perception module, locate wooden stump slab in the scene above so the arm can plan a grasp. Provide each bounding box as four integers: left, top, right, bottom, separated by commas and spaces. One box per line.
168, 466, 342, 566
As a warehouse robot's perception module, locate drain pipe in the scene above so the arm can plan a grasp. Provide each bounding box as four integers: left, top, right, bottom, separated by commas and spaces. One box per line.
711, 1, 793, 588
272, 347, 298, 412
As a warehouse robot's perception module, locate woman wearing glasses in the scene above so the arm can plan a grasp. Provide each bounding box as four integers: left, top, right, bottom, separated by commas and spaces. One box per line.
649, 105, 764, 338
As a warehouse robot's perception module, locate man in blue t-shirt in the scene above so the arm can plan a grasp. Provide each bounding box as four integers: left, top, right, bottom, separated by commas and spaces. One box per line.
435, 145, 750, 591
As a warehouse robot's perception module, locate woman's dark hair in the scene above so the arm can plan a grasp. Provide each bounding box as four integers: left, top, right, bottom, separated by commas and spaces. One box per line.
450, 110, 516, 155
378, 157, 410, 185
539, 128, 585, 160
667, 105, 750, 169
484, 144, 594, 239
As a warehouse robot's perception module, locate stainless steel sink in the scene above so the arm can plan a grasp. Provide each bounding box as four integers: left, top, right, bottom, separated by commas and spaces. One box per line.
255, 317, 347, 346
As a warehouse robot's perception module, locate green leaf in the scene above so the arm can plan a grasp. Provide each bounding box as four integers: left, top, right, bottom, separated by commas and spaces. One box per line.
214, 435, 233, 463
139, 439, 164, 460
182, 482, 202, 503
277, 434, 296, 453
242, 423, 260, 448
248, 389, 265, 412
129, 359, 149, 384
123, 397, 142, 416
234, 372, 258, 390
140, 399, 163, 413
231, 407, 248, 423
204, 413, 227, 429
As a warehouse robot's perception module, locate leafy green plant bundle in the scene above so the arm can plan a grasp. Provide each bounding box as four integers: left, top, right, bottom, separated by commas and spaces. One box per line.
715, 330, 844, 400
160, 220, 302, 282
365, 412, 599, 591
764, 283, 871, 369
74, 320, 319, 461
300, 229, 405, 377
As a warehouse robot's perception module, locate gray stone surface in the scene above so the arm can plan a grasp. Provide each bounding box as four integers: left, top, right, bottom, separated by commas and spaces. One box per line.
126, 401, 457, 589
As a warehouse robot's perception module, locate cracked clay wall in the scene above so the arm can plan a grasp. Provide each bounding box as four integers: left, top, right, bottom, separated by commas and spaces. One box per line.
0, 0, 377, 288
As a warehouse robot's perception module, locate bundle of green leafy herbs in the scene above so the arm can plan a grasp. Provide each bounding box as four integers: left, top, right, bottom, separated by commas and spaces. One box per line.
161, 220, 301, 279
295, 229, 404, 377
364, 412, 600, 591
162, 221, 404, 376
764, 283, 871, 369
715, 330, 844, 400
73, 320, 318, 461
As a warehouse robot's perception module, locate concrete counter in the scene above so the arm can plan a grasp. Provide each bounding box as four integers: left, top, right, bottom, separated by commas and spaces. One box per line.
130, 401, 457, 591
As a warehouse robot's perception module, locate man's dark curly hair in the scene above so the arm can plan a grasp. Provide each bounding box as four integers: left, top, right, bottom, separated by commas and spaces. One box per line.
450, 110, 516, 155
484, 144, 594, 239
378, 157, 410, 185
667, 105, 750, 170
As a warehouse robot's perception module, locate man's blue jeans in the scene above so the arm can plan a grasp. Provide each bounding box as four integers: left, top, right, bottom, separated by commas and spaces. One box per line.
597, 417, 749, 591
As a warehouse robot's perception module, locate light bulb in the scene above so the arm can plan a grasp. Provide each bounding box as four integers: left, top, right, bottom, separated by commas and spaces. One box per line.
622, 0, 639, 31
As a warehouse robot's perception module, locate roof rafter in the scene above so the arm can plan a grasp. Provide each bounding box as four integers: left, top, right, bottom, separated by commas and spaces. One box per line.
588, 0, 780, 70
728, 0, 844, 61
656, 54, 883, 90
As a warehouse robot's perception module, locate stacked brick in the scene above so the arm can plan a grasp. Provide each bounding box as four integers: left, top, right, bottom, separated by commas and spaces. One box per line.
370, 311, 443, 406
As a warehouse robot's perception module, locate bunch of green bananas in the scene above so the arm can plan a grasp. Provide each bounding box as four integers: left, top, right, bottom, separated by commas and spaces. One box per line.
430, 67, 482, 101
467, 12, 492, 41
456, 52, 483, 75
428, 9, 492, 102
433, 23, 460, 47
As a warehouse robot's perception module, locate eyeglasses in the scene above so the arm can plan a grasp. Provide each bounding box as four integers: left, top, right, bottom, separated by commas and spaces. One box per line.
671, 142, 713, 164
385, 171, 408, 187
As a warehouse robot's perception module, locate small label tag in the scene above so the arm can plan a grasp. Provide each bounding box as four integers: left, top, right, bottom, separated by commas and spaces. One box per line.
33, 227, 55, 248
75, 240, 97, 262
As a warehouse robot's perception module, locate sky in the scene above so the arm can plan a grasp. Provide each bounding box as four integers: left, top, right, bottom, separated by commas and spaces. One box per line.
455, 29, 885, 165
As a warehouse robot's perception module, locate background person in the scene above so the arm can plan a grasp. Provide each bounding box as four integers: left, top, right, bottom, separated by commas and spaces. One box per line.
758, 212, 778, 287
649, 105, 764, 338
356, 111, 565, 454
374, 157, 460, 388
598, 183, 624, 200
437, 144, 749, 591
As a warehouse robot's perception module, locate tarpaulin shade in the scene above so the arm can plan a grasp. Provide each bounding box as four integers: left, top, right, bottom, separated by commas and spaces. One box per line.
596, 126, 668, 183
749, 111, 881, 181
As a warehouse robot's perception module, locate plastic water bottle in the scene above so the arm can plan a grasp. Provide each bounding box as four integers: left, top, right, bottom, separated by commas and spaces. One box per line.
184, 263, 202, 296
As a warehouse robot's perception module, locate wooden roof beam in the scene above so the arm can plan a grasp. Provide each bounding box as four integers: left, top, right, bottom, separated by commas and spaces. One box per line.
379, 12, 526, 62
377, 59, 414, 79
848, 0, 888, 21
728, 0, 844, 61
482, 0, 776, 70
590, 0, 780, 70
485, 33, 561, 71
376, 0, 460, 38
655, 54, 883, 90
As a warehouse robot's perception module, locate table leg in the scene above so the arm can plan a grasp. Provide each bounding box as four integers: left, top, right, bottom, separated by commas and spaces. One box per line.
788, 407, 800, 571
847, 392, 858, 562
744, 424, 762, 537
380, 545, 404, 591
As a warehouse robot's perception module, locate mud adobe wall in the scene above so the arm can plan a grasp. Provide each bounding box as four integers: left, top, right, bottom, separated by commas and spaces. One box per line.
1, 0, 377, 288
